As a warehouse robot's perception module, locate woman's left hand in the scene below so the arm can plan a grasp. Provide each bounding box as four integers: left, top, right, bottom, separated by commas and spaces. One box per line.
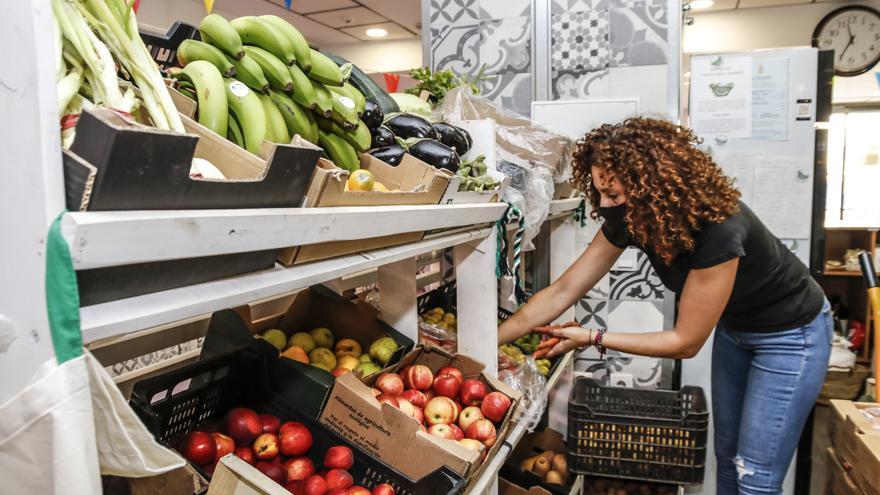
533, 321, 593, 358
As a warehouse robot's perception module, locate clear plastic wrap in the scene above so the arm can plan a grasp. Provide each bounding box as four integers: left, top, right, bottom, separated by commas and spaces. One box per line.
418, 316, 457, 352
499, 356, 548, 432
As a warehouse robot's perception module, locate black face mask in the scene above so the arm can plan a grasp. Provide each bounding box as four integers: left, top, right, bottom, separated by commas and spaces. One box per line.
599, 203, 630, 245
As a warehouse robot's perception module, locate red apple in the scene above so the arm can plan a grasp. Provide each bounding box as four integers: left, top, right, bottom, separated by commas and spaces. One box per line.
285, 481, 305, 494
481, 392, 512, 423
212, 432, 235, 460
465, 419, 497, 448
332, 368, 349, 377
323, 445, 354, 470
279, 421, 313, 456
423, 390, 435, 401
303, 474, 328, 495
325, 469, 353, 490
448, 424, 465, 441
372, 483, 395, 495
412, 406, 425, 425
437, 366, 463, 384
401, 365, 434, 391
427, 424, 457, 440
375, 373, 405, 396
327, 489, 348, 495
400, 389, 427, 408
375, 394, 399, 408
256, 460, 287, 484
253, 433, 280, 461
181, 431, 215, 466
459, 379, 488, 406
348, 487, 371, 495
432, 373, 461, 400
458, 438, 487, 461
259, 414, 281, 434
225, 408, 262, 446
458, 406, 484, 432
397, 398, 415, 418
284, 456, 316, 481
234, 446, 256, 465
424, 397, 457, 426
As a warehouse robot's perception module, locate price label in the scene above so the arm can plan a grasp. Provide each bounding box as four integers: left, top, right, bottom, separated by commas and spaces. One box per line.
229, 81, 250, 98
339, 96, 356, 109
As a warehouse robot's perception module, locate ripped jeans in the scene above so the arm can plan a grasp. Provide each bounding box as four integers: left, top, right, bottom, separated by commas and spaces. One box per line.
712, 300, 832, 494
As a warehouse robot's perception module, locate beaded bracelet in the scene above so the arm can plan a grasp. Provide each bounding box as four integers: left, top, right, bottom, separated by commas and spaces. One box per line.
595, 328, 607, 358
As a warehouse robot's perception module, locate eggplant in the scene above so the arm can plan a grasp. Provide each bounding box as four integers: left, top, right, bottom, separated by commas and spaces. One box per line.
370, 125, 396, 149
368, 145, 406, 166
432, 122, 471, 156
362, 100, 384, 131
409, 139, 460, 173
385, 113, 439, 141
459, 126, 472, 150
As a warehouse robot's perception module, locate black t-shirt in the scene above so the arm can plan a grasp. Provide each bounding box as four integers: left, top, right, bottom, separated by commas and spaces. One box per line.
602, 201, 825, 332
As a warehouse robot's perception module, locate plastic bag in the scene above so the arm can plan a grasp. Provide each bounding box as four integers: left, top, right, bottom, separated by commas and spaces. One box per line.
418, 317, 457, 352
499, 356, 548, 432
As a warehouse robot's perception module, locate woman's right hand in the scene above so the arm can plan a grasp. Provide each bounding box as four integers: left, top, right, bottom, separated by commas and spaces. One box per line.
532, 321, 595, 358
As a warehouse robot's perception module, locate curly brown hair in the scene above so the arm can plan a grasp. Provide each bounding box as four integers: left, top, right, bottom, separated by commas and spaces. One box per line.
572, 117, 741, 264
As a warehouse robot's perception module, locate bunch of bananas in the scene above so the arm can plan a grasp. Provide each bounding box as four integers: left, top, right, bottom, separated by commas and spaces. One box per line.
421, 307, 457, 332
169, 14, 370, 170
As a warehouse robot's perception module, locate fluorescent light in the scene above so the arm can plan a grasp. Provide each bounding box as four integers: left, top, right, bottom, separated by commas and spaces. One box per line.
689, 0, 714, 9
365, 28, 388, 38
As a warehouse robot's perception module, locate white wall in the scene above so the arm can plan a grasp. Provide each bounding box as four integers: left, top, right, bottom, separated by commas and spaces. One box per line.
684, 1, 880, 102
321, 40, 422, 75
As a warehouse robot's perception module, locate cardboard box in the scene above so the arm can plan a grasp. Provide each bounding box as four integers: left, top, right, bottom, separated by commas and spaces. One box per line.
500, 478, 557, 495
828, 400, 880, 495
438, 167, 511, 205
499, 429, 572, 495
277, 154, 450, 266
127, 464, 208, 495
234, 285, 415, 420
319, 344, 521, 481
827, 447, 863, 495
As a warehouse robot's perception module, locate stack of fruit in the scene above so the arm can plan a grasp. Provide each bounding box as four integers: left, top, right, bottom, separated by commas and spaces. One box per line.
179, 407, 397, 494
498, 335, 552, 376
171, 13, 381, 171
367, 364, 512, 464
519, 449, 569, 487
261, 327, 399, 378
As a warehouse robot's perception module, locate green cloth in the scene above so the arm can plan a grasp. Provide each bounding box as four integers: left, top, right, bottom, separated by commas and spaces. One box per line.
45, 213, 82, 363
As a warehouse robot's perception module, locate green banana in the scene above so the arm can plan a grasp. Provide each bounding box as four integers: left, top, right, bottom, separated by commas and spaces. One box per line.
329, 88, 359, 130
231, 16, 296, 66
317, 116, 370, 152
309, 113, 319, 143
307, 49, 344, 86
225, 54, 270, 93
287, 64, 318, 110
224, 78, 266, 155
329, 82, 366, 116
311, 81, 333, 118
227, 113, 244, 147
177, 39, 236, 77
174, 60, 228, 137
268, 90, 317, 144
178, 86, 197, 101
318, 129, 359, 171
258, 93, 290, 144
260, 15, 311, 72
243, 46, 293, 92
199, 14, 244, 60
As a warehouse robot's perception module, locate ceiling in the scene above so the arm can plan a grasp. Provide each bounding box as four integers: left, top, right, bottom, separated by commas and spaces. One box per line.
692, 0, 849, 12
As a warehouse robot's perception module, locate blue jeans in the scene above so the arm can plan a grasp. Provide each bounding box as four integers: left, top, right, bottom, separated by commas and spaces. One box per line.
712, 301, 833, 494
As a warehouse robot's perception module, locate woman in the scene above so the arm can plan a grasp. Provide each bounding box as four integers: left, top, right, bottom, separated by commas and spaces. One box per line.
498, 118, 831, 495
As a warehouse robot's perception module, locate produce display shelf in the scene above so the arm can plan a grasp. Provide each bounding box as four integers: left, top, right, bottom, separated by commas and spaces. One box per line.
506, 198, 583, 231
81, 226, 494, 345
62, 203, 508, 270
465, 350, 575, 495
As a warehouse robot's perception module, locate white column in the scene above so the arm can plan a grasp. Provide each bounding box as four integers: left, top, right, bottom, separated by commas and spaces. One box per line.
0, 0, 65, 402
377, 258, 419, 343
454, 227, 498, 377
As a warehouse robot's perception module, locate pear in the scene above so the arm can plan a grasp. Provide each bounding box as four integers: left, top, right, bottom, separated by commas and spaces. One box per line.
520, 455, 538, 472
531, 456, 550, 477
551, 453, 567, 475
544, 470, 565, 485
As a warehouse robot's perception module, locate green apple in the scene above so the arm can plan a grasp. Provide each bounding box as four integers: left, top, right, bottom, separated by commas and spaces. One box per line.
355, 362, 381, 377
288, 332, 316, 353
262, 329, 287, 351
310, 327, 335, 349
359, 354, 374, 364
309, 347, 337, 371
369, 337, 399, 366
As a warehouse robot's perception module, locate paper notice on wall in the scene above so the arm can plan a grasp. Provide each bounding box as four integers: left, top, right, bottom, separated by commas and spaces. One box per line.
717, 153, 756, 206
751, 58, 790, 141
752, 156, 813, 239
690, 54, 753, 139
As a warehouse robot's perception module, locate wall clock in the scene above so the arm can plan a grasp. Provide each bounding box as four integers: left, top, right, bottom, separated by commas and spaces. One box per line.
812, 5, 880, 77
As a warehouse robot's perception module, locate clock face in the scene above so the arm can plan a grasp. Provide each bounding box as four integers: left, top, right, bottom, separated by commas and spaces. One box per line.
813, 6, 880, 76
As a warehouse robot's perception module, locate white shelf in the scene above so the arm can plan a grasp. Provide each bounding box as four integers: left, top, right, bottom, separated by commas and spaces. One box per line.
80, 226, 494, 345
63, 203, 508, 270
548, 197, 583, 217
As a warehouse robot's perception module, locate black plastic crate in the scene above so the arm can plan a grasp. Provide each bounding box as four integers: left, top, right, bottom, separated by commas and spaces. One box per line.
567, 377, 708, 485
141, 22, 199, 70
129, 342, 465, 495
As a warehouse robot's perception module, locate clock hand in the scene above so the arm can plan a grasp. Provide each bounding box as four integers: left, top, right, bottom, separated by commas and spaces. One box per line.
840, 35, 855, 60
